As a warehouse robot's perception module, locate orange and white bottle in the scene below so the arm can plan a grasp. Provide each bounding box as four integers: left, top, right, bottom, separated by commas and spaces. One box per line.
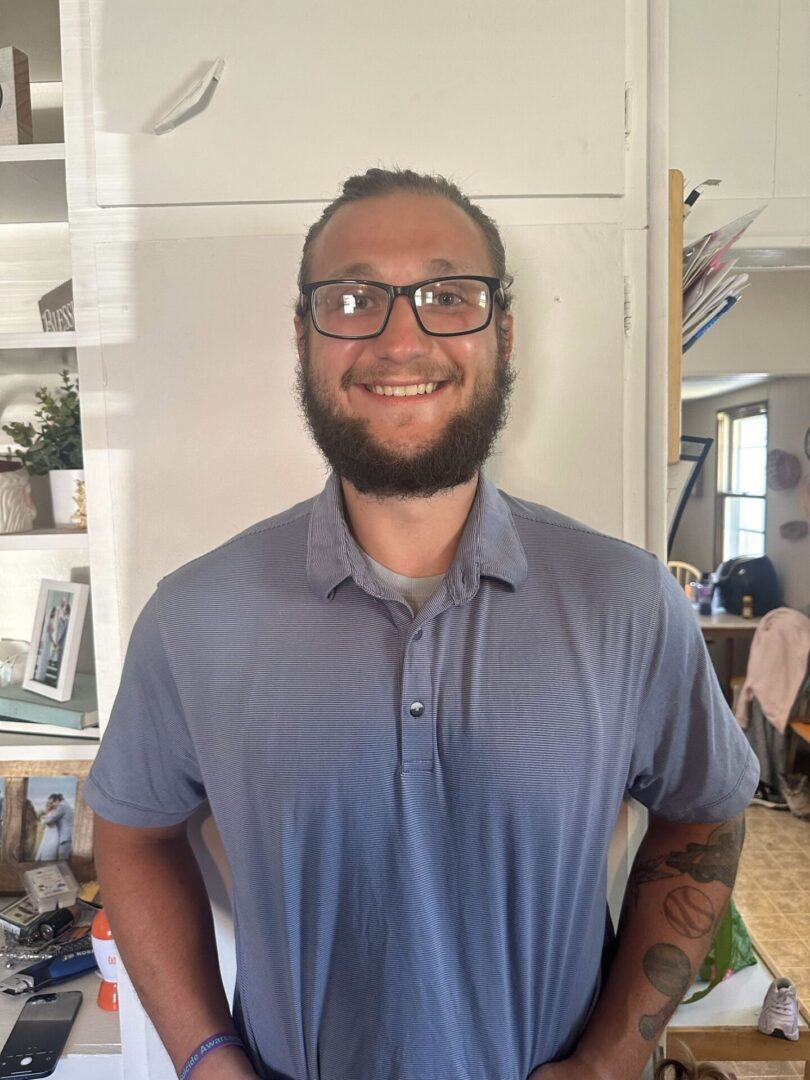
91, 909, 119, 1011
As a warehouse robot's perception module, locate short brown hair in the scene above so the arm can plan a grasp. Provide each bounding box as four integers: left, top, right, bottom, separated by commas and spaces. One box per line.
296, 168, 513, 314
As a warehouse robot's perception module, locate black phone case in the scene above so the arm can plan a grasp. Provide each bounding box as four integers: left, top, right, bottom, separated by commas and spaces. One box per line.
0, 991, 83, 1079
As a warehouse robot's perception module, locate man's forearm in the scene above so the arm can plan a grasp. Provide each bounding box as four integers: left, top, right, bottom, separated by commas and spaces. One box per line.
538, 813, 745, 1080
94, 817, 257, 1078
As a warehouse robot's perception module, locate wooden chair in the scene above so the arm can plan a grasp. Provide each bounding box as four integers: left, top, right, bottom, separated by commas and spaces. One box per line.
668, 560, 702, 593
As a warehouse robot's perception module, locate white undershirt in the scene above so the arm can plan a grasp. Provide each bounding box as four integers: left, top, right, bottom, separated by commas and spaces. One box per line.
361, 552, 446, 616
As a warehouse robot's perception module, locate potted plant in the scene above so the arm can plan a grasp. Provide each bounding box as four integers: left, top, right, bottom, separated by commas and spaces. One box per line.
1, 370, 84, 528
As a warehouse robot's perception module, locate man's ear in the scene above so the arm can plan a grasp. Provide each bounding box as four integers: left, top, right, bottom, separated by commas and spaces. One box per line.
294, 315, 307, 362
499, 311, 514, 362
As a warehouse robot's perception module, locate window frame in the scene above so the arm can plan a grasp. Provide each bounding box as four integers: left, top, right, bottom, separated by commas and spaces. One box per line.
714, 400, 768, 566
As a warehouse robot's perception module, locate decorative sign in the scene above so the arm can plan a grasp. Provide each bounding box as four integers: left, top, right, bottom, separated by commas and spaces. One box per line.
38, 279, 75, 333
0, 46, 33, 145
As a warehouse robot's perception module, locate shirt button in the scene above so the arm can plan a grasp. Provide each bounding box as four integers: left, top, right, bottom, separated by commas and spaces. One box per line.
409, 701, 425, 717
413, 628, 423, 641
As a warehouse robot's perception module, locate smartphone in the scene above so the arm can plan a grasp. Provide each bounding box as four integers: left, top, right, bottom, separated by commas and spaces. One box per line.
0, 991, 82, 1079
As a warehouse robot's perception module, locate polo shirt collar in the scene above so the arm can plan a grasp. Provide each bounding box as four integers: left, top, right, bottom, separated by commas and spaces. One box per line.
307, 471, 528, 603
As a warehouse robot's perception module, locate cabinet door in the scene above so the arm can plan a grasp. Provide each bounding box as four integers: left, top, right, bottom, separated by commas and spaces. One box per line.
491, 222, 627, 540
670, 0, 780, 199
92, 233, 324, 642
89, 0, 626, 206
91, 223, 630, 657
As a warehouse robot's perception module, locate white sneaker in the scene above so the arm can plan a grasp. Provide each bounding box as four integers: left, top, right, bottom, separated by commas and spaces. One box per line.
758, 977, 800, 1041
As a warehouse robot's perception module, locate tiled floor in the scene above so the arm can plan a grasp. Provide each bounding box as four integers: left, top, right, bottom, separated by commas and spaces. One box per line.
710, 802, 810, 1079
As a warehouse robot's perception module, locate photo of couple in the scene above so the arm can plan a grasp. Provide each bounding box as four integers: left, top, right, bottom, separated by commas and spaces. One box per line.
0, 777, 76, 862
31, 590, 73, 689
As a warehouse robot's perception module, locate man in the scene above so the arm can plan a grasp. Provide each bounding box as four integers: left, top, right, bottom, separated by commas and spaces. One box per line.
85, 169, 758, 1080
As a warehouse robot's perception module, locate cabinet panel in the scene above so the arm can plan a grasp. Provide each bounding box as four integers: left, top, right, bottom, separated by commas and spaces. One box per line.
93, 234, 323, 636
89, 0, 625, 206
491, 222, 626, 539
670, 0, 779, 198
775, 0, 810, 197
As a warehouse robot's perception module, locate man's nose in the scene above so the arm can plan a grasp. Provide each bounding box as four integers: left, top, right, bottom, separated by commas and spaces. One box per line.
372, 294, 429, 359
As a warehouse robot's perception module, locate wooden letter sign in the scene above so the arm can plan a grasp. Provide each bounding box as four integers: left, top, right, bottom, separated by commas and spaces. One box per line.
0, 47, 33, 145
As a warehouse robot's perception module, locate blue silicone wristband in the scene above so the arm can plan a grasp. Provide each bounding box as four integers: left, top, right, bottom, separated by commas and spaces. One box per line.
178, 1033, 245, 1080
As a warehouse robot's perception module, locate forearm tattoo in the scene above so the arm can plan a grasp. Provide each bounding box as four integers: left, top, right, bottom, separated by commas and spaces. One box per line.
638, 944, 692, 1040
626, 816, 745, 1040
627, 816, 745, 907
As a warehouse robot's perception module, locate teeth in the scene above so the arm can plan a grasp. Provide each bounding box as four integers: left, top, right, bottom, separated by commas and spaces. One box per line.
371, 382, 439, 397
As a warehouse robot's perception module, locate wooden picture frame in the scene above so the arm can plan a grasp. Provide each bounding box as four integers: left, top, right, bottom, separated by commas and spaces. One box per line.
22, 580, 89, 703
0, 759, 94, 893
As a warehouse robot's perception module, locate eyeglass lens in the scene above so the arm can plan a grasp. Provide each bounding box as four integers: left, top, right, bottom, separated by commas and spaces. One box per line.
311, 279, 492, 338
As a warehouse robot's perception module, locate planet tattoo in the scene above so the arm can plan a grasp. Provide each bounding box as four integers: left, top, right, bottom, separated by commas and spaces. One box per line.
639, 943, 692, 1039
663, 887, 715, 939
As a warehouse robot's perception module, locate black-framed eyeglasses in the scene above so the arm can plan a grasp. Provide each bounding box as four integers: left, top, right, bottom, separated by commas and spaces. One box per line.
299, 276, 505, 340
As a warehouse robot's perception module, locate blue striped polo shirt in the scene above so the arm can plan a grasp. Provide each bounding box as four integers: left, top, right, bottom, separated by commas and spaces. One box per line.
85, 471, 758, 1080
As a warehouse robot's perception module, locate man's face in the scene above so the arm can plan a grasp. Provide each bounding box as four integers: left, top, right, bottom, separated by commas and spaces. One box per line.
295, 193, 515, 498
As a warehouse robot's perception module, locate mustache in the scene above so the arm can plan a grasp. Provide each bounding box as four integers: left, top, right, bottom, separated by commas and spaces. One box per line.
340, 368, 461, 390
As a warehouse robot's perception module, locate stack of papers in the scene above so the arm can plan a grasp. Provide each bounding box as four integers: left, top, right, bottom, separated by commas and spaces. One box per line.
682, 205, 765, 352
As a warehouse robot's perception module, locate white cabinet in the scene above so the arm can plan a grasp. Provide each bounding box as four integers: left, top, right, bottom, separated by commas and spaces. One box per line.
0, 3, 98, 751
775, 0, 810, 198
670, 0, 810, 243
89, 0, 627, 206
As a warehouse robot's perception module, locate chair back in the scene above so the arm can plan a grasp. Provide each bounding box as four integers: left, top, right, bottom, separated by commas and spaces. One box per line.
667, 560, 701, 593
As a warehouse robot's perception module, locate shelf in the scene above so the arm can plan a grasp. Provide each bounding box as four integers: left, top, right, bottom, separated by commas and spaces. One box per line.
0, 143, 65, 163
0, 332, 76, 350
0, 741, 99, 762
0, 727, 100, 752
0, 528, 88, 551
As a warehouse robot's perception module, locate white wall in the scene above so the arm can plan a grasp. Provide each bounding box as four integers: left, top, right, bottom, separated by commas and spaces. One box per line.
682, 270, 810, 377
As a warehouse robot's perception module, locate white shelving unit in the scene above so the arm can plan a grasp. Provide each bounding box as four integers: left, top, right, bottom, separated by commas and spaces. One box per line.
0, 527, 88, 551
0, 332, 76, 349
0, 2, 97, 762
0, 143, 65, 162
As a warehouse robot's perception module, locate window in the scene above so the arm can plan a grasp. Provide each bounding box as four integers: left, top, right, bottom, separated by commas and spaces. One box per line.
716, 403, 768, 563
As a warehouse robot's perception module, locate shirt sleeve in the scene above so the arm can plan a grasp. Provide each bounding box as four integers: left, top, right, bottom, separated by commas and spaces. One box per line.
83, 589, 207, 827
626, 560, 760, 822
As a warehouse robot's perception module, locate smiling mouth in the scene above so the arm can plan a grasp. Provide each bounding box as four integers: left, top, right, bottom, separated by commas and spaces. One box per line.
365, 382, 446, 398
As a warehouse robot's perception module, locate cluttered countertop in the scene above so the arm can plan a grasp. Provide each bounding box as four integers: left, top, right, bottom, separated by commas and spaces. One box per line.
0, 865, 120, 1077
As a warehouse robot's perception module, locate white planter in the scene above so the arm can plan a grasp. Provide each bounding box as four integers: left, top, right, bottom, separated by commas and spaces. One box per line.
49, 469, 85, 527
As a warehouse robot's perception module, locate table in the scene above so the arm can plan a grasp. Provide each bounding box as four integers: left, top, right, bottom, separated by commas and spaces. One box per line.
697, 612, 761, 704
669, 945, 809, 1078
0, 965, 121, 1078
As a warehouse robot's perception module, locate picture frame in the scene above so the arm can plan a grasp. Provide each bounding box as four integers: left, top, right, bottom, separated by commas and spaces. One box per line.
0, 759, 94, 893
22, 580, 90, 703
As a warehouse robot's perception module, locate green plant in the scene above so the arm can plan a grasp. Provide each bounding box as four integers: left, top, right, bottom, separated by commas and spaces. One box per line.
1, 370, 83, 475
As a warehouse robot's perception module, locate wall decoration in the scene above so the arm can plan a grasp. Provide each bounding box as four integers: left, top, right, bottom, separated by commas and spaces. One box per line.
766, 449, 801, 491
0, 760, 94, 893
0, 46, 33, 145
38, 280, 74, 333
22, 580, 89, 703
779, 521, 808, 542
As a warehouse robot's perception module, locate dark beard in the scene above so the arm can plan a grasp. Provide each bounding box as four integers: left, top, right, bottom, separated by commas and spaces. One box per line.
295, 337, 516, 498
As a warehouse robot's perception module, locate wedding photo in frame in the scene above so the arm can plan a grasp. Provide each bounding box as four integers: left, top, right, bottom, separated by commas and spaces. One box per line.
22, 580, 89, 703
0, 759, 95, 892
